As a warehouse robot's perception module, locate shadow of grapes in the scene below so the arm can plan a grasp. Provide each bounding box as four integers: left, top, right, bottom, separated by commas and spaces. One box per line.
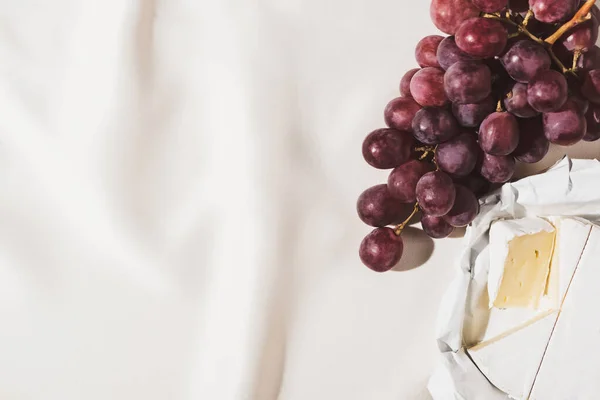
391, 227, 434, 272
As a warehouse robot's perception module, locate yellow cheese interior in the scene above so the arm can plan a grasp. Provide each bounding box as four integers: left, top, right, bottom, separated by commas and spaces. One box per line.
493, 230, 556, 309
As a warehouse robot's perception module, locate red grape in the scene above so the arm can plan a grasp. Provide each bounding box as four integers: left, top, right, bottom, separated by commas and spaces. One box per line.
384, 97, 422, 133
362, 129, 415, 169
529, 0, 578, 23
357, 184, 412, 227
472, 0, 508, 12
453, 96, 497, 127
430, 0, 481, 35
410, 67, 449, 107
437, 36, 474, 71
444, 185, 479, 227
501, 40, 551, 83
582, 69, 600, 104
561, 14, 599, 53
388, 160, 434, 203
435, 133, 479, 176
479, 153, 516, 183
576, 46, 600, 73
504, 82, 540, 118
421, 215, 455, 239
479, 112, 520, 155
543, 97, 587, 146
527, 70, 568, 112
456, 173, 492, 198
444, 61, 492, 104
416, 171, 457, 217
513, 117, 550, 163
584, 103, 600, 141
400, 68, 420, 97
416, 35, 445, 68
359, 227, 404, 272
412, 107, 460, 144
509, 0, 529, 12
455, 18, 508, 59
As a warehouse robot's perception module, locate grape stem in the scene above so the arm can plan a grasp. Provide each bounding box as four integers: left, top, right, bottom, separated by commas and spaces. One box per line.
545, 0, 596, 46
394, 203, 420, 236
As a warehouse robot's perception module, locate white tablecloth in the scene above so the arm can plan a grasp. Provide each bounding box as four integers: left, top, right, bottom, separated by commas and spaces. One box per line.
1, 1, 599, 399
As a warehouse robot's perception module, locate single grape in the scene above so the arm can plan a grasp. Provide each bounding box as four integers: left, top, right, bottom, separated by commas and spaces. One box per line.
453, 96, 497, 127
543, 97, 587, 146
577, 46, 600, 73
472, 0, 508, 12
435, 133, 479, 176
582, 69, 600, 104
584, 103, 600, 141
561, 14, 599, 53
444, 185, 479, 227
362, 128, 415, 169
455, 173, 492, 198
455, 17, 508, 59
421, 215, 455, 239
400, 68, 420, 97
479, 112, 520, 155
359, 227, 404, 272
513, 117, 550, 163
479, 153, 516, 183
504, 82, 540, 118
571, 91, 590, 114
357, 185, 411, 227
527, 70, 568, 112
388, 160, 434, 203
501, 40, 551, 83
529, 0, 578, 23
384, 97, 422, 133
430, 0, 481, 35
410, 67, 449, 107
444, 61, 492, 104
416, 171, 457, 217
412, 107, 460, 144
437, 36, 475, 70
416, 35, 445, 68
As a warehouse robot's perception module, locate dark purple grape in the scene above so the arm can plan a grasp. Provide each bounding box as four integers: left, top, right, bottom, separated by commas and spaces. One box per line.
416, 171, 457, 217
571, 91, 590, 114
410, 67, 449, 108
504, 82, 540, 118
456, 173, 492, 198
582, 69, 600, 104
388, 160, 434, 203
444, 185, 479, 227
359, 227, 404, 272
455, 17, 508, 59
362, 129, 415, 169
416, 35, 445, 68
527, 70, 568, 112
444, 61, 492, 104
400, 68, 420, 97
543, 97, 587, 146
412, 107, 460, 144
509, 0, 530, 12
584, 103, 600, 141
479, 112, 520, 155
453, 96, 497, 127
421, 215, 455, 239
513, 117, 550, 163
384, 97, 421, 133
577, 46, 600, 73
437, 36, 474, 70
472, 0, 508, 12
479, 153, 516, 183
430, 0, 481, 35
529, 0, 578, 23
357, 185, 411, 227
435, 133, 479, 176
501, 40, 551, 83
561, 14, 599, 53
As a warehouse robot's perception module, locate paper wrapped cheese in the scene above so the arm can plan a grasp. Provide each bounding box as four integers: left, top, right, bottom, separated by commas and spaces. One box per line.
428, 158, 600, 400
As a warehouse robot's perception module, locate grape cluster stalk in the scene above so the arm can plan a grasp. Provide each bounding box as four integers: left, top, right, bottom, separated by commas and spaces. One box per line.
358, 0, 600, 273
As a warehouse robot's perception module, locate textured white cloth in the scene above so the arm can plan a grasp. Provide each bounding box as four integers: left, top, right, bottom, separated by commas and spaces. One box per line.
1, 1, 599, 399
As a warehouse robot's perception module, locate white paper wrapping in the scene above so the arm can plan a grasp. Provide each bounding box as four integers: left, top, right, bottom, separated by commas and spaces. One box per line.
428, 157, 600, 399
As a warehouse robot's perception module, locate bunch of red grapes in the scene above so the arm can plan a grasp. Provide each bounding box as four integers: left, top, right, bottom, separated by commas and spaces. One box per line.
358, 0, 600, 272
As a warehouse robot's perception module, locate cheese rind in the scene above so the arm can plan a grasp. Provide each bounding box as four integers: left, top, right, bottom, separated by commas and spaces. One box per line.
488, 218, 556, 309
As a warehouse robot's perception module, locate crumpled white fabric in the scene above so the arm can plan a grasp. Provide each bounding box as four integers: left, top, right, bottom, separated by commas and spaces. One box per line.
1, 1, 600, 400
